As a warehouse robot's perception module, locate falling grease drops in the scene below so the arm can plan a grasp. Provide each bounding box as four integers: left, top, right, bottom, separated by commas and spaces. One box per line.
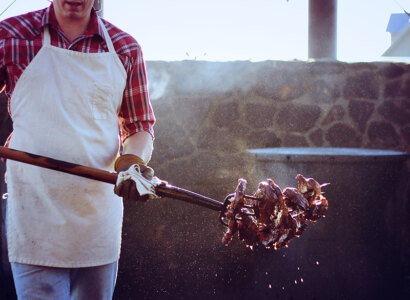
265, 261, 320, 292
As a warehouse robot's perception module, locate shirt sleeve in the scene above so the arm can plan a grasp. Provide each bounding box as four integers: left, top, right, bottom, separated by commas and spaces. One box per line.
118, 47, 155, 142
0, 39, 6, 94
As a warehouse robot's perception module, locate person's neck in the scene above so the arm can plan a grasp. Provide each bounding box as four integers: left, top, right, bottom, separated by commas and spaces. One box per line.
55, 16, 90, 42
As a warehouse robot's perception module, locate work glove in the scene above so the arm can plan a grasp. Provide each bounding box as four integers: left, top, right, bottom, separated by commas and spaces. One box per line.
114, 154, 163, 201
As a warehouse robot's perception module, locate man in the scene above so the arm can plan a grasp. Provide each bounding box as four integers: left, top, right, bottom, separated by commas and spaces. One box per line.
0, 0, 156, 298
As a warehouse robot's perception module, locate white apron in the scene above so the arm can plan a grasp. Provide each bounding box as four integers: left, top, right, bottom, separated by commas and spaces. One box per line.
7, 19, 127, 267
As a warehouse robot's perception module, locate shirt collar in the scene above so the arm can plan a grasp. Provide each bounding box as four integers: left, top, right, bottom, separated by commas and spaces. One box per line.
41, 3, 104, 40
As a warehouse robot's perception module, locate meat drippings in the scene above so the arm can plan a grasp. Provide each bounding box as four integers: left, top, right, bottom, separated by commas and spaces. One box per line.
221, 174, 329, 250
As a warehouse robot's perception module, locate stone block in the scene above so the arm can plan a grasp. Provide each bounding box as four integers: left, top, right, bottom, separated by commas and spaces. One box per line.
246, 130, 281, 148
344, 72, 379, 100
348, 100, 375, 131
401, 125, 410, 145
325, 123, 362, 147
152, 119, 195, 161
384, 80, 400, 99
403, 78, 410, 99
368, 121, 399, 148
197, 127, 241, 152
308, 128, 324, 146
282, 134, 309, 147
244, 103, 275, 128
321, 104, 345, 125
277, 103, 321, 132
173, 96, 212, 135
255, 67, 307, 101
384, 79, 410, 100
212, 102, 239, 127
377, 99, 410, 126
227, 121, 251, 139
378, 63, 406, 79
151, 97, 174, 117
309, 78, 341, 103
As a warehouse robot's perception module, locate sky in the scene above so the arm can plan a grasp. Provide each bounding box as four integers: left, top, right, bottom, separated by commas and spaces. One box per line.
0, 0, 409, 62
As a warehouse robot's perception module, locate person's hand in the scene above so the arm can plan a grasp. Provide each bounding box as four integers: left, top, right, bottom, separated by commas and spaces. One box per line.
114, 154, 157, 201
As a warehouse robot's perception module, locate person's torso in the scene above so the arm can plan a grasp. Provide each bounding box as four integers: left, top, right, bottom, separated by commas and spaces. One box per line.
6, 17, 127, 268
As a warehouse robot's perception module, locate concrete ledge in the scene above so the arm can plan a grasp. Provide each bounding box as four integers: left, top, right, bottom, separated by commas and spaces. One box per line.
248, 147, 410, 163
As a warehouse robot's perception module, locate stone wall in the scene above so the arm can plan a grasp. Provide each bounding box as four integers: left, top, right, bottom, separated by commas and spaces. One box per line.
1, 60, 408, 192
146, 60, 410, 197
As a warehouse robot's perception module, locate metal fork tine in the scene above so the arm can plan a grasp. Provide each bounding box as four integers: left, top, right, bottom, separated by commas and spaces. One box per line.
241, 212, 255, 216
244, 195, 261, 200
225, 194, 261, 201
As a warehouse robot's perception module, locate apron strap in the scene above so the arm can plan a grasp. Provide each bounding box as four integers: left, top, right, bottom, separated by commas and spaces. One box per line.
43, 26, 51, 46
98, 17, 116, 54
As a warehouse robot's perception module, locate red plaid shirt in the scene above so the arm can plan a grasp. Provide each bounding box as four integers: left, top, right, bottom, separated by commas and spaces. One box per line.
0, 4, 155, 142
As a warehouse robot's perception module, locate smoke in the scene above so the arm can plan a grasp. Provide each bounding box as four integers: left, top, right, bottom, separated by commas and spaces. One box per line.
147, 68, 170, 101
147, 61, 258, 100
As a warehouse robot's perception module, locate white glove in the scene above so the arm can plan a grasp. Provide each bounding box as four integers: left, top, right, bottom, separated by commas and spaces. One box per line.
114, 164, 164, 201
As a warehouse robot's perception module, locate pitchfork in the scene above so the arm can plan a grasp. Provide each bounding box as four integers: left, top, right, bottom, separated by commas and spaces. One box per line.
0, 146, 260, 226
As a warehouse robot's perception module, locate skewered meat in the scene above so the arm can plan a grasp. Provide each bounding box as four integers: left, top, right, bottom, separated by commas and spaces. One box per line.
222, 179, 246, 245
221, 174, 329, 250
295, 174, 329, 221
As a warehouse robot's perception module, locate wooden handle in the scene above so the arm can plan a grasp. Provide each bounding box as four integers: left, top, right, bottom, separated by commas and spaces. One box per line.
0, 146, 223, 211
0, 146, 118, 184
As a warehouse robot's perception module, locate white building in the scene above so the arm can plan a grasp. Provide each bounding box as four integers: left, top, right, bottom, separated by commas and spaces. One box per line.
383, 13, 410, 57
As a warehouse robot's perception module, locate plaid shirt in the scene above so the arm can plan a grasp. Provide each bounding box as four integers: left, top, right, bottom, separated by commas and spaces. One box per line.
0, 4, 155, 142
